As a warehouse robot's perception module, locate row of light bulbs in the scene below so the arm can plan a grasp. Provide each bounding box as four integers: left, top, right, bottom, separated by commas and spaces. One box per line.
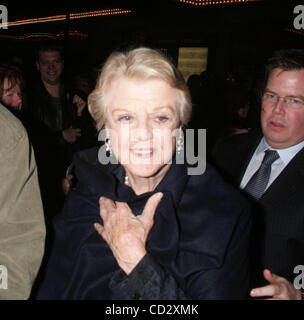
285, 28, 304, 37
5, 8, 133, 27
3, 1, 262, 28
176, 0, 261, 5
0, 30, 88, 40
2, 0, 262, 27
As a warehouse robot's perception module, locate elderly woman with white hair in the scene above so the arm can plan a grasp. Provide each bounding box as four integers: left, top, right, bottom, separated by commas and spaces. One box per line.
36, 47, 251, 300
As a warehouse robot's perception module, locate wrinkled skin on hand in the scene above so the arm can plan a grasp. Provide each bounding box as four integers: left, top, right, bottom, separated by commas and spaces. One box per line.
94, 193, 163, 275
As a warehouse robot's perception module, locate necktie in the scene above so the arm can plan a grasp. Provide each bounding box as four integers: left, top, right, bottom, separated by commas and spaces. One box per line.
244, 150, 279, 200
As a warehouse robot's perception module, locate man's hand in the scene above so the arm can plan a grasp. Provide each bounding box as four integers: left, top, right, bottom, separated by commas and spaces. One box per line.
62, 126, 81, 143
94, 193, 163, 275
73, 94, 86, 117
62, 174, 73, 195
250, 269, 302, 300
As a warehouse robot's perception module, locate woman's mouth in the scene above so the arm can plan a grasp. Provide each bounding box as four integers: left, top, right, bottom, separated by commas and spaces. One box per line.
130, 149, 154, 158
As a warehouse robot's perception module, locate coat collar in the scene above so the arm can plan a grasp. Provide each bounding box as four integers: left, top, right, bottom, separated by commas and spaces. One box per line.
73, 146, 189, 211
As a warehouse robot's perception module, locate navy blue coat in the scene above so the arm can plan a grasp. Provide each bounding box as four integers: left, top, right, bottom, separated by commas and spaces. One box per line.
36, 147, 251, 299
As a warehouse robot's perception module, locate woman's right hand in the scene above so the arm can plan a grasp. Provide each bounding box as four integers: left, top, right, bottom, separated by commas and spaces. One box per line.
94, 192, 163, 275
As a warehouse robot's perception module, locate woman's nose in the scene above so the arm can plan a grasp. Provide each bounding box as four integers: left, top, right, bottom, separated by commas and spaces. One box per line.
133, 120, 153, 141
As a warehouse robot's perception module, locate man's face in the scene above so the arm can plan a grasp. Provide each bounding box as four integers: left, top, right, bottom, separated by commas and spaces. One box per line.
261, 68, 304, 149
36, 51, 64, 85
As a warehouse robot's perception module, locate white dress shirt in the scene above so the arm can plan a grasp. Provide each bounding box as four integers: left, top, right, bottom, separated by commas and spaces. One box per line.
240, 137, 304, 191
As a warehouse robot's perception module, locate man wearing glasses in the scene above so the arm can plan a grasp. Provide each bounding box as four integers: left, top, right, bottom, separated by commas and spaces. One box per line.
213, 48, 304, 299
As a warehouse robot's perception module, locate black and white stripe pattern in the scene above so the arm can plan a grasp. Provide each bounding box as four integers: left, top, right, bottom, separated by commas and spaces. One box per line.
244, 150, 279, 200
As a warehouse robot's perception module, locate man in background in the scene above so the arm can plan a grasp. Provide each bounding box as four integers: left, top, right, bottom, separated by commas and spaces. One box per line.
213, 48, 304, 300
27, 43, 81, 219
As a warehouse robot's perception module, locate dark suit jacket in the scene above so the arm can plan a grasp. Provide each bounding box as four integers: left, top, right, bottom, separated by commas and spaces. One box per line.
212, 129, 304, 287
27, 79, 73, 132
25, 80, 77, 219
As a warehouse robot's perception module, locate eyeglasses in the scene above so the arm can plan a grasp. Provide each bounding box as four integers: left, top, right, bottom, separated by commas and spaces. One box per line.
262, 92, 304, 109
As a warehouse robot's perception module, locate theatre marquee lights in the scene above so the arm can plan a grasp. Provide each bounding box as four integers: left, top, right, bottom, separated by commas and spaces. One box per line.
0, 30, 89, 41
175, 0, 262, 5
285, 28, 304, 37
5, 8, 133, 27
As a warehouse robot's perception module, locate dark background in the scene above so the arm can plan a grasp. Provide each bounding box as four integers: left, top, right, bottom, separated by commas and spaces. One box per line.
1, 0, 303, 84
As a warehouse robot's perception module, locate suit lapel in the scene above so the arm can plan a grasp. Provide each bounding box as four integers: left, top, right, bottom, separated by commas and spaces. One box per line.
236, 131, 263, 186
260, 146, 304, 205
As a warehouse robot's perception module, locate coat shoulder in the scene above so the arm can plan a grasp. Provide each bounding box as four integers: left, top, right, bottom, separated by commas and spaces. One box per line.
213, 130, 260, 157
186, 163, 251, 218
0, 104, 27, 156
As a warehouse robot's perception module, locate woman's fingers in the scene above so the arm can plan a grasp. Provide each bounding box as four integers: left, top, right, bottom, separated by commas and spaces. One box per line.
99, 197, 116, 220
99, 197, 116, 210
94, 222, 108, 242
97, 193, 163, 240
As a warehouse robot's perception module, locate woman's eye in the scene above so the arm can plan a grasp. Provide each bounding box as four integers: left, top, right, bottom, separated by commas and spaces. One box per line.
118, 115, 132, 122
156, 116, 169, 123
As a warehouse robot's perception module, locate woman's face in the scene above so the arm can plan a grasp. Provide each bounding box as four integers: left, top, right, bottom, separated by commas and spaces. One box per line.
105, 76, 181, 180
1, 78, 22, 110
